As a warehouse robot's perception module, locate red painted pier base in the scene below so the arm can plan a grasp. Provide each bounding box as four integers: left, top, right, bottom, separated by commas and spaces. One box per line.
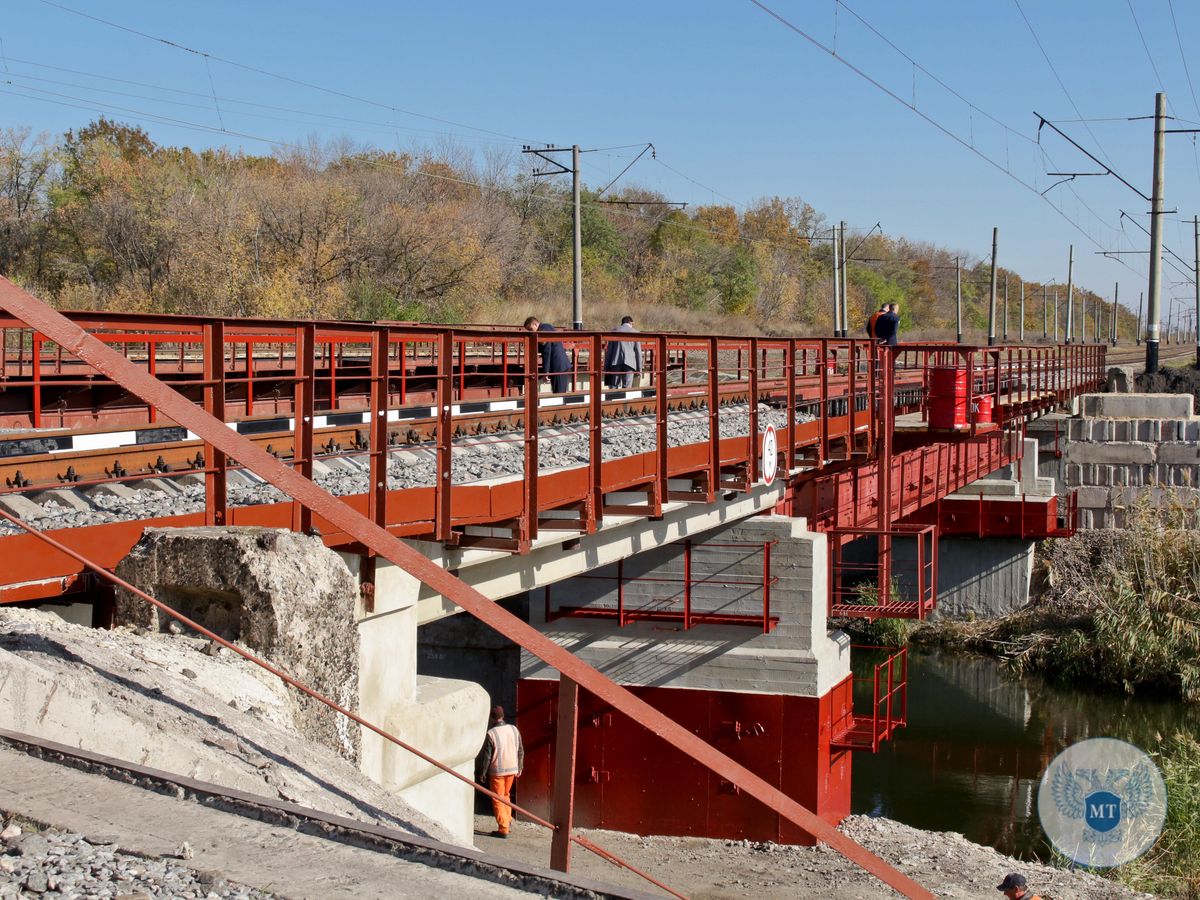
516, 678, 851, 844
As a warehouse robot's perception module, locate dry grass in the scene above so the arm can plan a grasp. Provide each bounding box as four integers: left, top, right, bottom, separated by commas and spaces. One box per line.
916, 494, 1200, 701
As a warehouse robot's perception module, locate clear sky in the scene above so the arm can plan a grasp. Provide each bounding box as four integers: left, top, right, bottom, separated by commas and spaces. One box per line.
6, 0, 1200, 315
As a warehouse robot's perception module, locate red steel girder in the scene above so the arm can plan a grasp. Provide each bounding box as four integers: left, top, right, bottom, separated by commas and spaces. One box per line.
0, 277, 933, 898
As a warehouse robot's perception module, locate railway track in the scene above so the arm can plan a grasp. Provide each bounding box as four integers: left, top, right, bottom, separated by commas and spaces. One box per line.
0, 374, 926, 496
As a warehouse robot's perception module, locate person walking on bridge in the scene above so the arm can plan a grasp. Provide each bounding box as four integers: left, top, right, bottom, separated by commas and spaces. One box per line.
524, 316, 571, 394
603, 315, 642, 388
866, 304, 887, 341
483, 705, 524, 838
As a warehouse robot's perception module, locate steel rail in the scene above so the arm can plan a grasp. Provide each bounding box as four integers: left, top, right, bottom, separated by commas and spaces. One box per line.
0, 504, 687, 900
0, 275, 934, 899
0, 729, 658, 900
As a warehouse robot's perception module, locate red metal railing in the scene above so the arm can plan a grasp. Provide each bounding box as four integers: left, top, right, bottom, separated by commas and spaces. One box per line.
546, 539, 779, 633
830, 646, 908, 753
0, 505, 688, 899
827, 524, 937, 620
0, 275, 937, 898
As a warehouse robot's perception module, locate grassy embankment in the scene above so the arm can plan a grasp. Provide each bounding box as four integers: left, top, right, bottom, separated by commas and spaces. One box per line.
913, 495, 1200, 701
879, 497, 1200, 897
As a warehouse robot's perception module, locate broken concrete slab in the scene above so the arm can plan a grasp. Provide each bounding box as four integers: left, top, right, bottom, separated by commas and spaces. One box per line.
114, 527, 361, 763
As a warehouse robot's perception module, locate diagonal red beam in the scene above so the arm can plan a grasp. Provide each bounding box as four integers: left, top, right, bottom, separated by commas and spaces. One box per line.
0, 277, 932, 899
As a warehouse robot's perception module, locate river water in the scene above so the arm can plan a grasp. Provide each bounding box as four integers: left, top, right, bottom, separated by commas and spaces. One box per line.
851, 649, 1199, 860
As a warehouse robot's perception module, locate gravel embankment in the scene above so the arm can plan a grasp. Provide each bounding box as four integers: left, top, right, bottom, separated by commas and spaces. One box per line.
0, 821, 274, 899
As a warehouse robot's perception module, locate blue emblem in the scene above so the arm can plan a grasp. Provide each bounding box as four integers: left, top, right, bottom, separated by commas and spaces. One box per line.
1039, 738, 1167, 868
1084, 790, 1121, 833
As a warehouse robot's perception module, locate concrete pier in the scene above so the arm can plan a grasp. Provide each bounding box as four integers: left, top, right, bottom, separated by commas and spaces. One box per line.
516, 516, 853, 843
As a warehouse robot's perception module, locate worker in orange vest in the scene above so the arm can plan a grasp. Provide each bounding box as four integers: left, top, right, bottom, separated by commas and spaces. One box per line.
866, 304, 887, 340
483, 705, 524, 838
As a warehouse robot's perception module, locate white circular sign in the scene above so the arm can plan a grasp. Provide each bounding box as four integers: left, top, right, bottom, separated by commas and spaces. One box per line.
1037, 737, 1167, 869
761, 424, 778, 486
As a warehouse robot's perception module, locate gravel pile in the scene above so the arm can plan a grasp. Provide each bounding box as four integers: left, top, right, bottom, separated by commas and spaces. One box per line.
0, 403, 811, 534
0, 821, 274, 899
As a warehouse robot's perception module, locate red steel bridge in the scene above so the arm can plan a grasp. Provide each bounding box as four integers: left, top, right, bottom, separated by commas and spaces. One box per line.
0, 277, 1106, 898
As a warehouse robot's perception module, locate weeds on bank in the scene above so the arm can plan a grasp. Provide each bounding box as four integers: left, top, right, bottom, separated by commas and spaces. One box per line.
1113, 733, 1200, 899
839, 578, 916, 648
916, 495, 1200, 701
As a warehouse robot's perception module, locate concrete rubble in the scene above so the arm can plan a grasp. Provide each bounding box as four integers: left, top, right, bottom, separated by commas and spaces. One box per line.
0, 607, 451, 845
0, 821, 272, 899
114, 527, 361, 762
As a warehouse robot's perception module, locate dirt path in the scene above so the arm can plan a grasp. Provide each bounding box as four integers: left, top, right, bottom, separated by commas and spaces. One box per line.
471, 813, 1152, 899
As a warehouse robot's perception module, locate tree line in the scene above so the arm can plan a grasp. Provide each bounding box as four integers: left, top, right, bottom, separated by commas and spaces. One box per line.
0, 119, 1130, 339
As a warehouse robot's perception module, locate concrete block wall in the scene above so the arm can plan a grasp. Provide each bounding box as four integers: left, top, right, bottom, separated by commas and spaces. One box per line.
1036, 393, 1200, 529
522, 516, 850, 699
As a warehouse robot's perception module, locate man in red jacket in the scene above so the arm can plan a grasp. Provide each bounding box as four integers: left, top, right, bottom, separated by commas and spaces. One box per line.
483, 705, 524, 838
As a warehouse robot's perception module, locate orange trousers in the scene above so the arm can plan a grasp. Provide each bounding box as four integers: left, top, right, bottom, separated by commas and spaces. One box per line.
489, 774, 516, 833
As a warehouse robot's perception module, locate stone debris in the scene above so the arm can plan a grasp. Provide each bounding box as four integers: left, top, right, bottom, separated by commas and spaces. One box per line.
477, 813, 1154, 899
0, 403, 810, 534
0, 819, 274, 899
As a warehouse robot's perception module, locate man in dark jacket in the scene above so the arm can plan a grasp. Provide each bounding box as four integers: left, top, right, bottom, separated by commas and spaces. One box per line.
524, 316, 571, 393
884, 302, 901, 346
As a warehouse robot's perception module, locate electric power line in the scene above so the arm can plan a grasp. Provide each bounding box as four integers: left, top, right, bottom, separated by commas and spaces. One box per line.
35, 0, 552, 146
1010, 0, 1119, 171
744, 0, 1144, 280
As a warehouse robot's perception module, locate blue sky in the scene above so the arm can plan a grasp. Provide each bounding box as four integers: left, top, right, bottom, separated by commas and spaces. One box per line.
6, 0, 1200, 315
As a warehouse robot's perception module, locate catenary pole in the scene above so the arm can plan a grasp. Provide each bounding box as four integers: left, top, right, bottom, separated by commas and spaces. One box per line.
839, 221, 849, 337
1042, 284, 1048, 341
1147, 93, 1167, 372
1195, 215, 1199, 367
1070, 244, 1080, 343
1003, 273, 1009, 343
572, 145, 583, 329
1019, 281, 1025, 342
1054, 290, 1060, 343
1111, 282, 1119, 346
988, 228, 998, 346
831, 224, 841, 336
1137, 292, 1144, 345
955, 256, 963, 343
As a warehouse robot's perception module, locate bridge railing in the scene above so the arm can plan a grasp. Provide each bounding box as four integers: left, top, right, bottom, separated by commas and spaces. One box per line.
0, 313, 1105, 556
0, 279, 939, 899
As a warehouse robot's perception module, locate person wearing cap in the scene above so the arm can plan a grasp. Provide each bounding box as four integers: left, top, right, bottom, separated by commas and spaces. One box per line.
482, 705, 524, 838
997, 873, 1040, 900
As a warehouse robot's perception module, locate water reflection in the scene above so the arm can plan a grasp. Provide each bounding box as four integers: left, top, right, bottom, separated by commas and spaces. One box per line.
851, 649, 1200, 859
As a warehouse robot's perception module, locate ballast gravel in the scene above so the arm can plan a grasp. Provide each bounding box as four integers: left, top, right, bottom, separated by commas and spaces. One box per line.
0, 403, 811, 534
0, 821, 274, 899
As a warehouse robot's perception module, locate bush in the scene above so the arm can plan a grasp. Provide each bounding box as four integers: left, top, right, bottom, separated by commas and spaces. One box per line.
1114, 733, 1200, 898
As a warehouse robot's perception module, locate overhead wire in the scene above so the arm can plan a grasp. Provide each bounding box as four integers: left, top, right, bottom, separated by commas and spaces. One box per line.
35, 0, 553, 146
1166, 0, 1200, 117
19, 0, 1146, 291
744, 0, 1144, 280
1010, 0, 1118, 171
0, 79, 856, 259
0, 59, 536, 150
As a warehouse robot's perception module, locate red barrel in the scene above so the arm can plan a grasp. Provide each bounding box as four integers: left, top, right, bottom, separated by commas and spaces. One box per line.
972, 393, 994, 425
928, 366, 968, 429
